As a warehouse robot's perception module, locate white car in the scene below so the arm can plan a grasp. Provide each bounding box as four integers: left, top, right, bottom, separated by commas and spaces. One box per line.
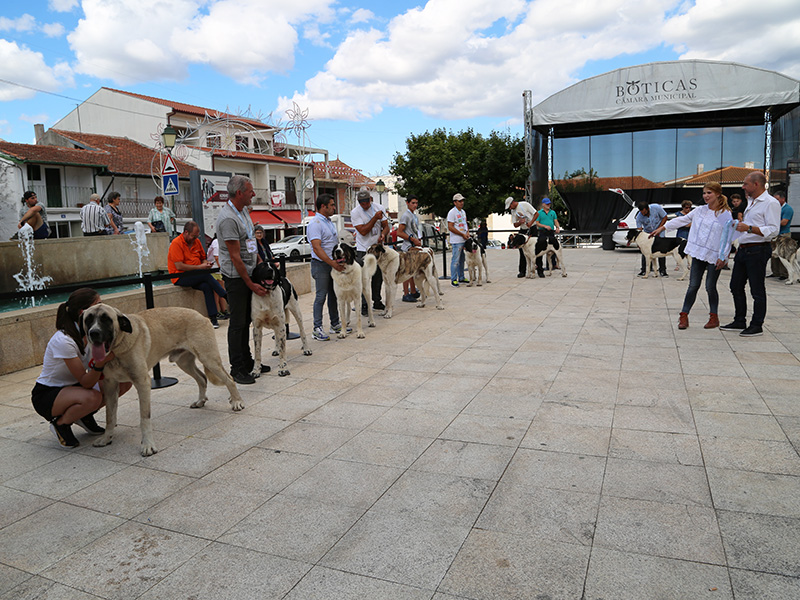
611, 203, 685, 248
270, 235, 311, 258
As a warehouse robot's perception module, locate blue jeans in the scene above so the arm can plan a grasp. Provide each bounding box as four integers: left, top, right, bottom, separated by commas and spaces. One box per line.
681, 259, 721, 314
174, 272, 227, 318
729, 243, 771, 327
311, 259, 340, 329
450, 243, 465, 282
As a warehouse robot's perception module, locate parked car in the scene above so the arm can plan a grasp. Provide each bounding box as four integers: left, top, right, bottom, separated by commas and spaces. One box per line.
270, 235, 310, 258
611, 203, 685, 248
485, 239, 505, 249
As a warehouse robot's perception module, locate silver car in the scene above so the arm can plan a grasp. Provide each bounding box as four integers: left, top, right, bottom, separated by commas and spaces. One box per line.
269, 235, 311, 258
611, 204, 685, 248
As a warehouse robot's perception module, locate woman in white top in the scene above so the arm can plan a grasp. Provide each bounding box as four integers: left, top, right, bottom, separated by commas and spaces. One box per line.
31, 288, 130, 448
651, 182, 733, 330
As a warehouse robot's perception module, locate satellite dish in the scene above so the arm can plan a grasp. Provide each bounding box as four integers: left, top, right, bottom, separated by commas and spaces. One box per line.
304, 179, 314, 190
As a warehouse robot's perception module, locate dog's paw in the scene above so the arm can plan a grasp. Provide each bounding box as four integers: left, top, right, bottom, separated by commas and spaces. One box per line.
476, 282, 482, 286
190, 398, 207, 408
303, 349, 313, 356
140, 443, 158, 457
486, 280, 491, 283
785, 280, 795, 286
561, 273, 567, 278
278, 369, 290, 377
337, 332, 347, 339
251, 369, 261, 379
436, 304, 445, 310
357, 331, 366, 339
416, 302, 425, 308
368, 321, 376, 327
93, 434, 113, 447
383, 313, 392, 319
271, 350, 279, 357
230, 400, 245, 411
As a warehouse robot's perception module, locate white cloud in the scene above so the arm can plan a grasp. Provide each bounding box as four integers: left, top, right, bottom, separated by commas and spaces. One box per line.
41, 22, 66, 37
0, 40, 73, 101
49, 0, 79, 11
662, 0, 800, 79
20, 113, 50, 124
68, 0, 337, 85
0, 14, 36, 32
350, 8, 374, 24
278, 0, 683, 121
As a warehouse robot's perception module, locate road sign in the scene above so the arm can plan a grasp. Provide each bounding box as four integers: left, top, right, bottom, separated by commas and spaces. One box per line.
163, 173, 179, 196
161, 154, 178, 176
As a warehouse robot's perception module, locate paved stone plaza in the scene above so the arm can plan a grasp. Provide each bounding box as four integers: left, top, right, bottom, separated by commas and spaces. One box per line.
1, 247, 799, 599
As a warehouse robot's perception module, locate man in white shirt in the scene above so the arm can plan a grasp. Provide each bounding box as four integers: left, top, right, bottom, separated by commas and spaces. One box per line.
447, 193, 470, 287
351, 190, 389, 312
719, 171, 781, 337
506, 196, 537, 278
80, 193, 109, 236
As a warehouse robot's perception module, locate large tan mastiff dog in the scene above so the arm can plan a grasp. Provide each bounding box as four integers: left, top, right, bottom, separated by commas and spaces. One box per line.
80, 304, 244, 456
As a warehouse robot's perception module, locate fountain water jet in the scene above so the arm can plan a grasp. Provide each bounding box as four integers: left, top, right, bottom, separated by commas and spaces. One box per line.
13, 224, 53, 307
128, 221, 151, 287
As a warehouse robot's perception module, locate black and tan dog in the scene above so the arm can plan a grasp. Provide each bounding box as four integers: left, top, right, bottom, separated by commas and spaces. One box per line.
367, 243, 444, 317
626, 229, 689, 280
81, 304, 244, 456
250, 261, 312, 377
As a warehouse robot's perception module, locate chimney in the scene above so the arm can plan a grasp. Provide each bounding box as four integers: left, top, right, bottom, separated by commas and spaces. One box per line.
696, 163, 704, 175
744, 161, 755, 169
34, 124, 45, 144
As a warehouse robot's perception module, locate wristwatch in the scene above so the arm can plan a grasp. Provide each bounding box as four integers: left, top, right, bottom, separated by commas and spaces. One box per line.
748, 225, 752, 234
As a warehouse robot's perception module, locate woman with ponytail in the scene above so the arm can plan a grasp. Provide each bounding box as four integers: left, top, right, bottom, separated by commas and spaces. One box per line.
650, 182, 735, 330
31, 288, 129, 448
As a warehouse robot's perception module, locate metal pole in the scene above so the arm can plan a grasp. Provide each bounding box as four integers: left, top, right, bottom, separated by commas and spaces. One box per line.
145, 272, 179, 389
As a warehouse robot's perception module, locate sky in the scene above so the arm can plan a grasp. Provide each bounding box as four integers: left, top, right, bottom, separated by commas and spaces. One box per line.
1, 0, 798, 179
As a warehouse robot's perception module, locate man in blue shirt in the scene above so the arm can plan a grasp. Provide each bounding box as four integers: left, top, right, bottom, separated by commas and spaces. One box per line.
635, 201, 668, 277
768, 190, 793, 279
308, 193, 345, 341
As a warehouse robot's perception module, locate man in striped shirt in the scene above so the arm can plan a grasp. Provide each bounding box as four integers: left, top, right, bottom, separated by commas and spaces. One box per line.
80, 193, 109, 236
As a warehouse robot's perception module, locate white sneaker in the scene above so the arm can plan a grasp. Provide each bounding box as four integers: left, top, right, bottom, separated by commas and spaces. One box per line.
330, 323, 353, 334
313, 327, 330, 341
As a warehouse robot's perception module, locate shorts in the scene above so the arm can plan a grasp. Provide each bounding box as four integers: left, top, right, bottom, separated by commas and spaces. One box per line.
31, 382, 76, 421
212, 273, 223, 281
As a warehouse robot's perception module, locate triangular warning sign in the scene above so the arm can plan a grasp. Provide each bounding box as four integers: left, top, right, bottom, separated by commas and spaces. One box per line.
161, 154, 178, 176
164, 178, 178, 195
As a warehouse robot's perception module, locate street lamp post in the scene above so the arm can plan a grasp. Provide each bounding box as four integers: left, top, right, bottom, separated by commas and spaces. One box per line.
375, 179, 385, 207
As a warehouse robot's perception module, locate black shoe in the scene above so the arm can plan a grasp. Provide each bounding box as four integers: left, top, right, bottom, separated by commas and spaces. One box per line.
779, 276, 788, 281
232, 370, 256, 385
637, 271, 646, 277
766, 274, 779, 278
517, 273, 526, 278
740, 324, 763, 337
217, 311, 230, 321
373, 301, 385, 310
412, 292, 420, 299
537, 272, 545, 278
659, 272, 669, 278
75, 412, 105, 435
361, 307, 369, 316
260, 365, 271, 373
50, 419, 79, 448
719, 321, 746, 331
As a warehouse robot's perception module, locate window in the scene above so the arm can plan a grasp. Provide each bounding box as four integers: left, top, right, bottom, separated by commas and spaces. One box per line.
285, 177, 296, 192
269, 178, 277, 192
207, 131, 221, 148
27, 164, 42, 181
254, 137, 270, 154
235, 135, 249, 152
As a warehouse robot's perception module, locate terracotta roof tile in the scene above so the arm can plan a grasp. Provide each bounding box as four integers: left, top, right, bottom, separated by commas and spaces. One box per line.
554, 175, 663, 190
680, 166, 760, 185
104, 87, 273, 130
51, 129, 194, 177
206, 147, 300, 165
0, 141, 108, 167
312, 158, 373, 184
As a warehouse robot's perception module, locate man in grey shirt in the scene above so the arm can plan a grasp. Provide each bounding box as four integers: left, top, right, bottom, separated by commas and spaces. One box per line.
216, 175, 266, 384
397, 194, 422, 302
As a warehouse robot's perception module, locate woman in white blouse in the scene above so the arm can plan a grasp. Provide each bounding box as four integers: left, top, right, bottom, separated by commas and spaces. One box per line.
651, 182, 734, 330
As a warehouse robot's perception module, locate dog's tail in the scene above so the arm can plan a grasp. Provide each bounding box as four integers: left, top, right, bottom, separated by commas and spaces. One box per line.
363, 253, 377, 278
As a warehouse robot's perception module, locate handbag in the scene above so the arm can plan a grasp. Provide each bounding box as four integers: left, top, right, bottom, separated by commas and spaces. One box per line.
152, 221, 166, 233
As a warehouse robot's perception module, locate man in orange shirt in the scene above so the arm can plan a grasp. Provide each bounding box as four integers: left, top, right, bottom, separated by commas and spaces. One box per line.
168, 221, 228, 328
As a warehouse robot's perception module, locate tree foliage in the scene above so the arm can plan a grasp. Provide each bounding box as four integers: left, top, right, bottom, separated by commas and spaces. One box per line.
390, 128, 527, 221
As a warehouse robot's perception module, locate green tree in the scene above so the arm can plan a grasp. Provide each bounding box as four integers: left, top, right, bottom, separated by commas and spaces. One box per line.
391, 128, 527, 221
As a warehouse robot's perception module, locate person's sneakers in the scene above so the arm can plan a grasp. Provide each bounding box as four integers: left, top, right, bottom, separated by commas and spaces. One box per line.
537, 271, 545, 278
412, 291, 421, 299
50, 418, 79, 448
637, 271, 646, 277
740, 324, 763, 337
313, 326, 330, 341
719, 321, 746, 331
459, 278, 469, 284
766, 273, 779, 278
74, 412, 105, 435
373, 300, 385, 310
231, 370, 256, 385
659, 272, 669, 278
330, 323, 352, 334
210, 317, 220, 329
217, 311, 230, 321
451, 280, 459, 287
517, 273, 526, 278
402, 294, 416, 302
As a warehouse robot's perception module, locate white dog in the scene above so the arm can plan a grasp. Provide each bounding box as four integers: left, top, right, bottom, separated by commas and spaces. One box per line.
331, 242, 377, 338
250, 261, 312, 377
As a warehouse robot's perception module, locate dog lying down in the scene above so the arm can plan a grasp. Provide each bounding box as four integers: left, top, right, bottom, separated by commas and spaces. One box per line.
250, 261, 312, 377
625, 229, 690, 280
80, 304, 244, 456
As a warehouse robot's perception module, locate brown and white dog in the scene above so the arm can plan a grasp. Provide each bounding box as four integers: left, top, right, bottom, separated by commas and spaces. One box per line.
367, 244, 444, 317
331, 242, 377, 338
464, 236, 490, 286
80, 304, 244, 456
772, 235, 800, 285
625, 229, 690, 280
250, 261, 312, 377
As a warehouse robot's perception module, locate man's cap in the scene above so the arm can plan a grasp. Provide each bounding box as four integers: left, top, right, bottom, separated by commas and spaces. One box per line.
453, 193, 465, 202
504, 196, 515, 210
357, 191, 371, 202
541, 197, 551, 205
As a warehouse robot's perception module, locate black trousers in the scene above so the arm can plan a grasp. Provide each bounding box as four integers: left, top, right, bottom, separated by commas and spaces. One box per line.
355, 250, 383, 307
222, 276, 253, 374
640, 254, 667, 274
535, 230, 558, 273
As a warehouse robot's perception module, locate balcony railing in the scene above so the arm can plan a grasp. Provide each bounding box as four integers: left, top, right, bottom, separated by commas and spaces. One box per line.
29, 184, 95, 209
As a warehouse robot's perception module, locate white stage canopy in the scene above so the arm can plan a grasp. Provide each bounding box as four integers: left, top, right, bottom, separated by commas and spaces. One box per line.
531, 60, 800, 127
